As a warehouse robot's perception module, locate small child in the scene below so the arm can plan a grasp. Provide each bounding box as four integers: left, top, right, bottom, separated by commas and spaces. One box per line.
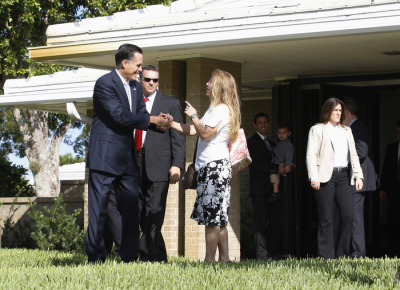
269, 123, 294, 202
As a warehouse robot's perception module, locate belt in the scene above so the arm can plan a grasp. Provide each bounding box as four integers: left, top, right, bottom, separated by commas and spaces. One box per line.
138, 147, 145, 153
333, 166, 348, 172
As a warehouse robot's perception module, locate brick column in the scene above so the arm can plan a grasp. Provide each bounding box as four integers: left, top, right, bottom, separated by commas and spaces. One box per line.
185, 57, 242, 261
84, 108, 93, 228
158, 60, 187, 256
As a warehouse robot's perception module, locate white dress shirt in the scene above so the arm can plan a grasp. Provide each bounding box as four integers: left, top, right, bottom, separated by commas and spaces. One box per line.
141, 91, 156, 147
115, 69, 132, 111
328, 122, 350, 168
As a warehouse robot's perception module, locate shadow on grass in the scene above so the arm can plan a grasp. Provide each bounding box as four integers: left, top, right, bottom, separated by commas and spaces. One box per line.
50, 252, 121, 266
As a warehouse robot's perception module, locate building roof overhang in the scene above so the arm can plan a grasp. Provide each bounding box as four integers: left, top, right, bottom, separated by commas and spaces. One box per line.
3, 0, 400, 114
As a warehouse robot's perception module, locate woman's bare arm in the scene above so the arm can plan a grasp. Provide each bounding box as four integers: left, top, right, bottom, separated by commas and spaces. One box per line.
170, 121, 197, 136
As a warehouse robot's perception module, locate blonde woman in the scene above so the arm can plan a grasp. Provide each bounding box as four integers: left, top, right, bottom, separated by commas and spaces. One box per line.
169, 69, 241, 262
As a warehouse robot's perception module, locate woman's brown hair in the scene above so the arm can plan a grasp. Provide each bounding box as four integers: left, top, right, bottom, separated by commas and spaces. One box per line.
321, 98, 346, 125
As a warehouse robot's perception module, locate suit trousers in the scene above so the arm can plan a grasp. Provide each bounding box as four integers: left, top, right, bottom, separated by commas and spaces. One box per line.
252, 195, 283, 259
138, 152, 169, 262
350, 191, 368, 257
86, 150, 140, 263
104, 188, 122, 255
315, 170, 354, 259
387, 182, 400, 257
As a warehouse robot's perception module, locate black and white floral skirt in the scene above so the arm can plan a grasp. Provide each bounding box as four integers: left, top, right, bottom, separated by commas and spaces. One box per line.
190, 158, 232, 226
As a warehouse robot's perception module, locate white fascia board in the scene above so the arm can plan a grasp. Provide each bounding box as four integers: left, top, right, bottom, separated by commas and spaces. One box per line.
45, 3, 399, 39
42, 3, 400, 53
0, 87, 94, 106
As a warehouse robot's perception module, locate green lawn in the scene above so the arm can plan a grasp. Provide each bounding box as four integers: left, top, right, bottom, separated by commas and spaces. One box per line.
0, 249, 398, 289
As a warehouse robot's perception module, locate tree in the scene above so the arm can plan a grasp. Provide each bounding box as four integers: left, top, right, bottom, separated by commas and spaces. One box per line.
0, 156, 35, 198
59, 153, 85, 166
0, 0, 170, 197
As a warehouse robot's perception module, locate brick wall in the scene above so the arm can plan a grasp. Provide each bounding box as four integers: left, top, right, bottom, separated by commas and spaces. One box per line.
61, 180, 85, 198
0, 196, 84, 241
158, 60, 187, 256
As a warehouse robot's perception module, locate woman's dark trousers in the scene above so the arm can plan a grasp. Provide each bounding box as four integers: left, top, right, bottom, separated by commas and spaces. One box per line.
315, 170, 354, 259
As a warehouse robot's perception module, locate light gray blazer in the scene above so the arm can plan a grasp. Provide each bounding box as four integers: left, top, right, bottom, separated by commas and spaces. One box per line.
306, 123, 363, 184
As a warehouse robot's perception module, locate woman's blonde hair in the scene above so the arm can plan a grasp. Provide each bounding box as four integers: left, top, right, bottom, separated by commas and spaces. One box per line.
209, 69, 241, 142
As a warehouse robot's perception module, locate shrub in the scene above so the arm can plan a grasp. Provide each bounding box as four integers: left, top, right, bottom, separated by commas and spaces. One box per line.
0, 157, 35, 197
0, 198, 36, 249
28, 194, 85, 251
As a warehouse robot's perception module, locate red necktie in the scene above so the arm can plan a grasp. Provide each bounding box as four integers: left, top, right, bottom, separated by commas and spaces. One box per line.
134, 97, 149, 151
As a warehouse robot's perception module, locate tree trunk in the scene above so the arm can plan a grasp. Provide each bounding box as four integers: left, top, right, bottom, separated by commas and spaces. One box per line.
12, 108, 73, 197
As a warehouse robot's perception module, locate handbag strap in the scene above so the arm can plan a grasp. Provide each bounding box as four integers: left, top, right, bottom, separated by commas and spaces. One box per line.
192, 137, 199, 164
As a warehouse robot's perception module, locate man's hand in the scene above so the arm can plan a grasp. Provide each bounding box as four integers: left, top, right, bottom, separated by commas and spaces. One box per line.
356, 179, 363, 191
279, 164, 285, 175
379, 190, 387, 200
284, 165, 291, 173
169, 166, 181, 184
151, 115, 170, 131
160, 112, 173, 123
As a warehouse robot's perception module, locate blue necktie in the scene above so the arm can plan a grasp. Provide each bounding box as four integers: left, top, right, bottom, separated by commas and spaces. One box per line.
264, 137, 273, 153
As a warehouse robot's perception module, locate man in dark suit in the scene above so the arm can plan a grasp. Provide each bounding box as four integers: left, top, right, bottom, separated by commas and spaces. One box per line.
86, 44, 169, 263
247, 112, 284, 260
379, 119, 400, 257
344, 101, 376, 257
136, 65, 185, 262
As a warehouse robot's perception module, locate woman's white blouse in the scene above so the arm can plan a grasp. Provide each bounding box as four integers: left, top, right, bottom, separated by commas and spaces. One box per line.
195, 104, 230, 171
328, 122, 349, 168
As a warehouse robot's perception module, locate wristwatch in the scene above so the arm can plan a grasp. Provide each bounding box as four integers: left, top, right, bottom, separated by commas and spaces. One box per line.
191, 114, 199, 120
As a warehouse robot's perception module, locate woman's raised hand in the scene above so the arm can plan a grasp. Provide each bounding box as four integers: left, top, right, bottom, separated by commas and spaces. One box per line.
184, 101, 197, 117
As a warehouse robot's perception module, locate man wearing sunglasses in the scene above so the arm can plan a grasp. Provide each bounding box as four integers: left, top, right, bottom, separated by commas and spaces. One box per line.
105, 65, 185, 263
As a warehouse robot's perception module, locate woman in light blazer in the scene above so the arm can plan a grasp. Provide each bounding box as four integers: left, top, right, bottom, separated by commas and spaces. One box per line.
306, 98, 363, 259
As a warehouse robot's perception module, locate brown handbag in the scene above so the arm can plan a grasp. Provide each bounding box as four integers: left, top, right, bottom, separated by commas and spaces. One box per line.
182, 138, 199, 190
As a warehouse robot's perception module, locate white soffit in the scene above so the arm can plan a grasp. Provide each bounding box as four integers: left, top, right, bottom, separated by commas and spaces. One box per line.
1, 68, 108, 113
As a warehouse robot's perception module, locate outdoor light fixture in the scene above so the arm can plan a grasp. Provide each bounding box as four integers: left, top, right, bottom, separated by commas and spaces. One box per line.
382, 50, 400, 56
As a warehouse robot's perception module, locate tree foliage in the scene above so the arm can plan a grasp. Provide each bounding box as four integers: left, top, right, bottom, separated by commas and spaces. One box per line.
59, 153, 85, 166
0, 0, 170, 195
0, 156, 35, 197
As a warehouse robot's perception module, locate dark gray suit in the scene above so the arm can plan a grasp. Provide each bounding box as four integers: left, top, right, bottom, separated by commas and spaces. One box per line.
349, 119, 376, 257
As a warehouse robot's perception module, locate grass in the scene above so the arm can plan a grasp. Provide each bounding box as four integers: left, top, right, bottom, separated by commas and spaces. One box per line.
0, 249, 399, 289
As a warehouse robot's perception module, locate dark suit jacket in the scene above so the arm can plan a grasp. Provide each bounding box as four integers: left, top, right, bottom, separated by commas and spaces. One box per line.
87, 69, 150, 175
380, 141, 400, 196
248, 133, 280, 197
350, 119, 376, 193
144, 92, 185, 181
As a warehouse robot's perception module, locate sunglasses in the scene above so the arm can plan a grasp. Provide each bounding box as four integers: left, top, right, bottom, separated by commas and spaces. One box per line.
142, 77, 159, 83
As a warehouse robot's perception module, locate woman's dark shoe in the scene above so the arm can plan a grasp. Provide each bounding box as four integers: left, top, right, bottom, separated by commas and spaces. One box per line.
269, 191, 281, 202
